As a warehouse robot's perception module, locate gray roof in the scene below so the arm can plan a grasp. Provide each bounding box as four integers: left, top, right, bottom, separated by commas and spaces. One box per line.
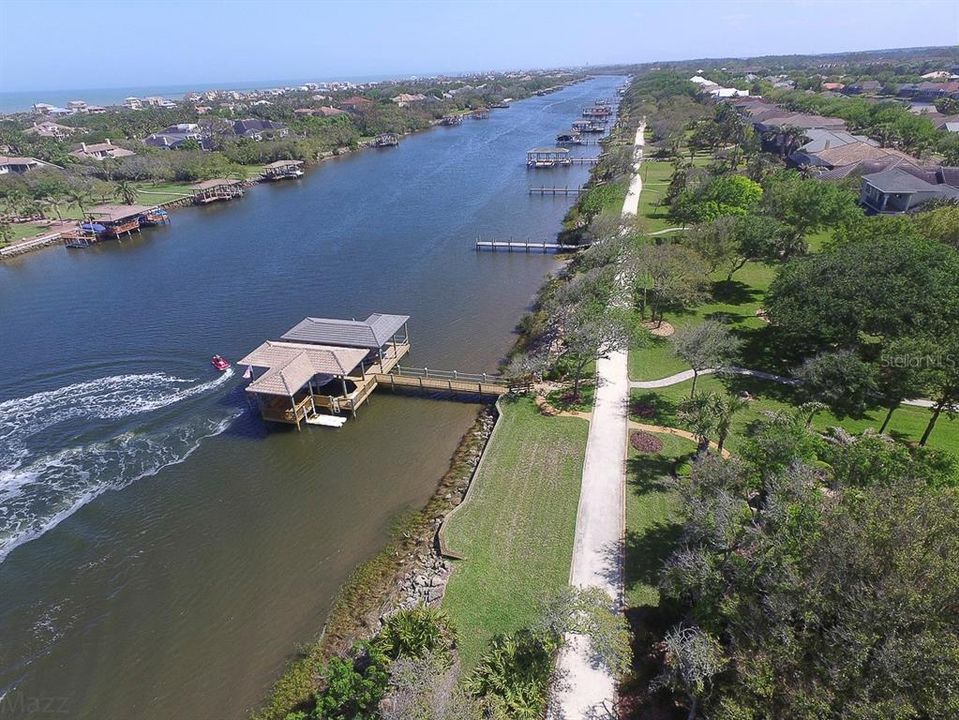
282, 313, 409, 349
862, 167, 959, 198
238, 340, 367, 397
796, 128, 875, 153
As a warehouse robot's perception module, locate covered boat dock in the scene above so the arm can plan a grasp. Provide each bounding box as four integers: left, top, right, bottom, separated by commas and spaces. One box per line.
191, 178, 245, 204
260, 160, 304, 181
526, 147, 571, 168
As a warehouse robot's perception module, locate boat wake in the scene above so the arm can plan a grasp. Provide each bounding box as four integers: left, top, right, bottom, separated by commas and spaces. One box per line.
0, 370, 238, 564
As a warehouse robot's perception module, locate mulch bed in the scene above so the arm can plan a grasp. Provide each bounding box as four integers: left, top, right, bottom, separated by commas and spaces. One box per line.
630, 431, 664, 453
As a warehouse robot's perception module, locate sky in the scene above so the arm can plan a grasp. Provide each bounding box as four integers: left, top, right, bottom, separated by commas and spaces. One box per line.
0, 0, 957, 92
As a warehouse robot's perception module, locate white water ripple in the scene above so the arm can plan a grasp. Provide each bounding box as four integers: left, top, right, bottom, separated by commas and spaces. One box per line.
0, 371, 238, 564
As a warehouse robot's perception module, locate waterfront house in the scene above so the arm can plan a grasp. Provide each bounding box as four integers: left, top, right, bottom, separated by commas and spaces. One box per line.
69, 140, 136, 161
0, 155, 57, 174
23, 121, 77, 140
260, 160, 305, 180
144, 123, 204, 150
124, 97, 143, 110
527, 147, 571, 168
191, 178, 244, 204
232, 118, 288, 141
391, 93, 428, 107
859, 166, 959, 214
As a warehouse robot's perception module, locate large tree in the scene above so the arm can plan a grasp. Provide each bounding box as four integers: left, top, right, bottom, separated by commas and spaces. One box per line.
631, 243, 710, 325
672, 321, 742, 396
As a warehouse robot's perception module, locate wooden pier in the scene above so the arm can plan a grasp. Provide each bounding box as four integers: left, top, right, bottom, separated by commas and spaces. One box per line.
475, 239, 578, 253
375, 366, 527, 396
528, 186, 583, 195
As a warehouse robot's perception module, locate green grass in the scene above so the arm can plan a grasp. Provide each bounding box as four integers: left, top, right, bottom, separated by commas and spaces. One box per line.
636, 160, 674, 233
629, 260, 778, 381
625, 434, 694, 607
442, 397, 589, 668
4, 222, 51, 242
630, 375, 959, 456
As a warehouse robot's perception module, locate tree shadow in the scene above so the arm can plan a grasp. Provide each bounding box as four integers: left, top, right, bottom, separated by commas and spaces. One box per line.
624, 523, 683, 593
710, 278, 761, 306
629, 391, 679, 427
716, 372, 797, 405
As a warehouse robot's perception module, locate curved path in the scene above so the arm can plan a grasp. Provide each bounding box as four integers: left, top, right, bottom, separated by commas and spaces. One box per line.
630, 366, 936, 409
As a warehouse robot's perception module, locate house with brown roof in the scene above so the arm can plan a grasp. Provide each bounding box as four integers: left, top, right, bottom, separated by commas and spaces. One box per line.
69, 140, 135, 161
294, 106, 346, 118
338, 95, 374, 112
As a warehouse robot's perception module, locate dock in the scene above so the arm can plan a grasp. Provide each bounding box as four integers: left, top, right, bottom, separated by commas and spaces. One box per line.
191, 178, 244, 204
239, 314, 526, 429
528, 186, 583, 195
475, 239, 579, 253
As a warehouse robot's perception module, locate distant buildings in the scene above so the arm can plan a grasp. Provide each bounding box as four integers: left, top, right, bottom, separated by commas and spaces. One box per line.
69, 140, 136, 161
391, 93, 428, 107
689, 75, 749, 98
339, 95, 374, 112
294, 107, 346, 118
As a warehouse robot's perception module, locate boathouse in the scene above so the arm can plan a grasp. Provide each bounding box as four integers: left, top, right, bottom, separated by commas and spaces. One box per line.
191, 178, 244, 204
371, 133, 399, 147
582, 106, 612, 118
89, 204, 158, 237
572, 119, 605, 133
261, 160, 304, 181
527, 147, 571, 168
241, 313, 521, 429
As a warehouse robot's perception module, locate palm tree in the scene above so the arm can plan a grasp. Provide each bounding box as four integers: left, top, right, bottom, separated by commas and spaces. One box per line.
114, 180, 138, 205
679, 393, 720, 456
41, 194, 65, 221
65, 188, 93, 218
711, 394, 749, 454
0, 222, 13, 247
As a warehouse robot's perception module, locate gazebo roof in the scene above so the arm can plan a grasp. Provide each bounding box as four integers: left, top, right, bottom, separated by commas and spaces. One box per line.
192, 178, 243, 190
263, 160, 304, 169
238, 340, 367, 397
88, 204, 158, 221
282, 313, 409, 349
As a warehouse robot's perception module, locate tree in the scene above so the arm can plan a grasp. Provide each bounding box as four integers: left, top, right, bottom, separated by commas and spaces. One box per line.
913, 204, 959, 249
678, 393, 720, 455
65, 187, 93, 218
795, 350, 878, 418
651, 626, 726, 720
549, 269, 639, 398
114, 179, 138, 205
912, 331, 959, 447
760, 171, 860, 255
684, 216, 738, 275
672, 321, 742, 396
0, 222, 12, 247
631, 243, 710, 325
711, 393, 748, 453
672, 174, 763, 224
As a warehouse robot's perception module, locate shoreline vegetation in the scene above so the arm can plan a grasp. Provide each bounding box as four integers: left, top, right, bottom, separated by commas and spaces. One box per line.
0, 72, 585, 258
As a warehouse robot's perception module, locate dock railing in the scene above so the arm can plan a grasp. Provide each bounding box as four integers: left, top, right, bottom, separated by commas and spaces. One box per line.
378, 366, 531, 396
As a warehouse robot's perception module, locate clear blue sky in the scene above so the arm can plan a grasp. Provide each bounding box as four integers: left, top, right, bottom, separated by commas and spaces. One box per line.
1, 0, 956, 92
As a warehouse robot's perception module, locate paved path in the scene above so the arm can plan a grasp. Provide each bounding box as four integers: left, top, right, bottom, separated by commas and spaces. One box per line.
629, 366, 936, 408
552, 121, 645, 720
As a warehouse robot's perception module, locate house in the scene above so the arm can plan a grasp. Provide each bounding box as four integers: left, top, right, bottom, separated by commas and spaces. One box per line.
69, 140, 136, 161
294, 107, 346, 118
232, 118, 289, 141
195, 106, 212, 115
33, 102, 71, 116
0, 156, 56, 174
860, 165, 959, 213
821, 82, 845, 91
23, 121, 77, 140
338, 95, 374, 112
124, 97, 143, 110
391, 93, 427, 107
67, 100, 87, 112
143, 96, 177, 108
144, 123, 205, 149
842, 80, 882, 95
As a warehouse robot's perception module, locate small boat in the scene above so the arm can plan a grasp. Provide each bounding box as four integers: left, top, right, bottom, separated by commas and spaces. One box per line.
211, 354, 230, 371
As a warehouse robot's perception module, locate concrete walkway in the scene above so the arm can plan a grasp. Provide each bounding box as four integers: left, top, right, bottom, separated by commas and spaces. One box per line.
552, 121, 645, 720
629, 366, 936, 408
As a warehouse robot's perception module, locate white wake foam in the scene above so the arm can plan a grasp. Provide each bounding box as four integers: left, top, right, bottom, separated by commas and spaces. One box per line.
0, 370, 237, 564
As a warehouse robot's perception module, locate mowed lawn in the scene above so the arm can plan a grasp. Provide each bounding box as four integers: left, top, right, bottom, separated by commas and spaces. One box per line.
631, 374, 959, 457
442, 397, 588, 668
629, 260, 778, 381
625, 433, 693, 608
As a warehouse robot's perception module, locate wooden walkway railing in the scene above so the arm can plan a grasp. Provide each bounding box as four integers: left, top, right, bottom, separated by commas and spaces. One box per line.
374, 366, 530, 396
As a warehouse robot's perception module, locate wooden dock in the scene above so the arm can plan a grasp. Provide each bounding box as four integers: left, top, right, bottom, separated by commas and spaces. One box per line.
475, 239, 578, 253
375, 366, 529, 396
569, 157, 598, 165
528, 186, 582, 195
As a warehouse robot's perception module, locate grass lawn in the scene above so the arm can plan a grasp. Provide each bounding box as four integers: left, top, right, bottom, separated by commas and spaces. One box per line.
5, 222, 51, 242
625, 433, 693, 608
636, 160, 674, 233
442, 397, 589, 668
629, 260, 778, 381
135, 182, 195, 204
630, 374, 959, 457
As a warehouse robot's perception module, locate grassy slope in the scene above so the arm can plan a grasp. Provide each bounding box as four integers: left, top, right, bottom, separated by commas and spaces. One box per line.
625, 433, 694, 607
442, 397, 588, 668
631, 374, 959, 456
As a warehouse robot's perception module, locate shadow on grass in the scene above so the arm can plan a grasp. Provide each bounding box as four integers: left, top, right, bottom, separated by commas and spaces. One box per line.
629, 391, 679, 426
711, 277, 762, 306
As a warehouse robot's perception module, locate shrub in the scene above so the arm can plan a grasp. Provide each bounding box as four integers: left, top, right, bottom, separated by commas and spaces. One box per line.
631, 431, 665, 453
375, 606, 457, 664
467, 629, 558, 719
314, 642, 389, 720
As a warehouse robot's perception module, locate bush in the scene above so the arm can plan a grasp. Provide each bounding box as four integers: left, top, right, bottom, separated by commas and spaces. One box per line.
314, 642, 390, 720
631, 431, 665, 453
375, 606, 457, 664
467, 629, 558, 719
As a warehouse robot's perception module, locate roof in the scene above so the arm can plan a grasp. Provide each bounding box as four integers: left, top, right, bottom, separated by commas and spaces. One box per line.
282, 313, 409, 349
796, 128, 875, 153
0, 155, 43, 166
71, 142, 135, 157
88, 204, 158, 221
191, 178, 242, 190
528, 147, 569, 154
815, 143, 912, 168
862, 167, 959, 197
263, 160, 304, 169
239, 341, 368, 397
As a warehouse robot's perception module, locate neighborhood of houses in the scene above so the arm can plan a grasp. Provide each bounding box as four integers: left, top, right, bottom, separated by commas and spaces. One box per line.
682, 69, 959, 214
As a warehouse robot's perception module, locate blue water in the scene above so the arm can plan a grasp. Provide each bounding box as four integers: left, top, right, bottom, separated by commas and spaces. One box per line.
0, 75, 623, 719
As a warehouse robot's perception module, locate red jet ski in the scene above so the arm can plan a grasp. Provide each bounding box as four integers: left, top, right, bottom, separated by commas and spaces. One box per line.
211, 354, 231, 371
